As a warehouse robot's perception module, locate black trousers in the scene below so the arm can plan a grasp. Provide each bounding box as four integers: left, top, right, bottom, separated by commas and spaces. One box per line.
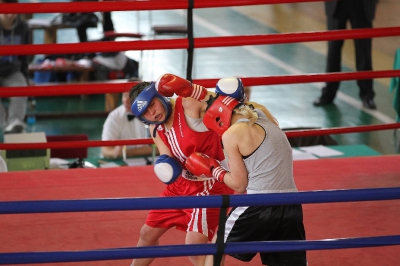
322, 1, 375, 101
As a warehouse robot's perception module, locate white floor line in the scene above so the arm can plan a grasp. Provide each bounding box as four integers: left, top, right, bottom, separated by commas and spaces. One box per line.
175, 10, 396, 124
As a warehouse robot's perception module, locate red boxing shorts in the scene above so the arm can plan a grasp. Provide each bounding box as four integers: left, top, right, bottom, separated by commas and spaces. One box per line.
145, 176, 233, 241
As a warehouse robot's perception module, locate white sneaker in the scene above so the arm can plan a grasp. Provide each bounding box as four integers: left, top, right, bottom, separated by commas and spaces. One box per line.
3, 119, 27, 134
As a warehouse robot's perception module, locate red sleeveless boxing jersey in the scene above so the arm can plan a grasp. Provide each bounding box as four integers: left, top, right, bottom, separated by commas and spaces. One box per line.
156, 97, 225, 181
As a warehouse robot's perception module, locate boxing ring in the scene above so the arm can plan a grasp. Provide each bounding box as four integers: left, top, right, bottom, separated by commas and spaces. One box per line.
1, 0, 400, 265
1, 156, 400, 265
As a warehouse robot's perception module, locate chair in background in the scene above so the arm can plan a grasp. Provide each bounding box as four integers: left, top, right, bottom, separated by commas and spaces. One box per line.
46, 134, 89, 159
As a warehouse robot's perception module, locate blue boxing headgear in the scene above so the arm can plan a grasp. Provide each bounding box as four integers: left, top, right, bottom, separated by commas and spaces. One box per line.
131, 82, 172, 125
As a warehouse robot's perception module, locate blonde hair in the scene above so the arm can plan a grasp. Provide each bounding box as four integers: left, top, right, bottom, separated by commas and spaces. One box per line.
233, 104, 258, 126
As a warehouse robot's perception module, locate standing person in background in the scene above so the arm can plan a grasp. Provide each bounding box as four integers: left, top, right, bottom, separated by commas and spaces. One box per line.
186, 81, 306, 265
313, 0, 378, 109
0, 0, 31, 134
128, 74, 235, 266
101, 92, 154, 159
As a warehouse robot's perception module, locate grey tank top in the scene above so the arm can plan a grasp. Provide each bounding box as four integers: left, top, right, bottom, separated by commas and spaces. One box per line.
185, 112, 208, 132
239, 109, 298, 194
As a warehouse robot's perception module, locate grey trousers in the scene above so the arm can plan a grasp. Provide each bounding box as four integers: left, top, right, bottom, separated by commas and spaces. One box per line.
0, 71, 28, 129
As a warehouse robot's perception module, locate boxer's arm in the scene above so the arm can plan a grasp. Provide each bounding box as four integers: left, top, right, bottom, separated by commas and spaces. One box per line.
221, 130, 249, 193
151, 124, 171, 156
151, 125, 181, 184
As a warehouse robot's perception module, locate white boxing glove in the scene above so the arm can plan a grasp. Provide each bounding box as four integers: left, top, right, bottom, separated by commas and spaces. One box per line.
215, 77, 246, 102
153, 154, 182, 184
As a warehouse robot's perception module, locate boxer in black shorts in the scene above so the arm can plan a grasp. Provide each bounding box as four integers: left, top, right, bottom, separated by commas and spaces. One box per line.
185, 77, 307, 265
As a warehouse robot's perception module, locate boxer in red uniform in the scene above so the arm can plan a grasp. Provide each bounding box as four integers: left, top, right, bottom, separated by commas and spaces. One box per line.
128, 74, 242, 266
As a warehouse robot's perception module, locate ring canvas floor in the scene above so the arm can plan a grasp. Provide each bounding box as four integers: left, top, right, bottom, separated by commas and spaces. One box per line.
1, 155, 399, 266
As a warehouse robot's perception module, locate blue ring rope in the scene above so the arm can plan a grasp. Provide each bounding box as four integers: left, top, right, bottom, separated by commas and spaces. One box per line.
0, 187, 399, 214
1, 187, 399, 264
1, 235, 399, 264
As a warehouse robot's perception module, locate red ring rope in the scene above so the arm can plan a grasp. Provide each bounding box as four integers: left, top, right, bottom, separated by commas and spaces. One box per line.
1, 0, 327, 14
1, 27, 400, 56
1, 70, 400, 97
1, 123, 399, 150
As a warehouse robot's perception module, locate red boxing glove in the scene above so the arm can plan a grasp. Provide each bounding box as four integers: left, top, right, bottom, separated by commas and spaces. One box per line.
186, 152, 213, 177
155, 73, 207, 101
186, 152, 228, 183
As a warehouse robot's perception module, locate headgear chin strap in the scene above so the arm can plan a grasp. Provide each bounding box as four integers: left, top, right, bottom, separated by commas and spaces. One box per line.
131, 82, 172, 125
203, 95, 241, 136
